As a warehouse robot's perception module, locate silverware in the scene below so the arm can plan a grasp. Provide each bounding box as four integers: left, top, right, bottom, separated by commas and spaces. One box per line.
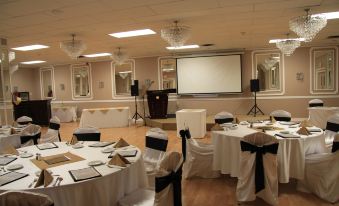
53, 177, 60, 187
28, 178, 38, 188
57, 177, 63, 186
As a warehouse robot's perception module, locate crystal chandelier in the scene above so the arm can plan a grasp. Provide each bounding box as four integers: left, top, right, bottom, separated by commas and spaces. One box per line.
289, 9, 327, 42
275, 34, 301, 56
60, 34, 87, 59
161, 21, 191, 47
112, 47, 128, 65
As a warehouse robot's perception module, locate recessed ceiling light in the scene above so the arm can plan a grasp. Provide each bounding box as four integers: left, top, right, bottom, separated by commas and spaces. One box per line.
109, 29, 156, 38
314, 11, 339, 20
20, 60, 46, 65
83, 53, 112, 58
269, 38, 305, 43
12, 44, 49, 51
166, 45, 200, 50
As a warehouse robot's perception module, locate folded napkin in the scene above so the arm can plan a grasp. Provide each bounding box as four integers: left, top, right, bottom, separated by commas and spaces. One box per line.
114, 138, 129, 148
297, 127, 311, 135
1, 145, 19, 155
300, 120, 313, 128
108, 153, 130, 167
35, 169, 53, 188
70, 135, 78, 145
211, 124, 224, 131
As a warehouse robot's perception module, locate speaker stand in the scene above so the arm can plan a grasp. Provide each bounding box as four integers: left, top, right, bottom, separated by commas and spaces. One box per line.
131, 96, 143, 125
247, 91, 264, 117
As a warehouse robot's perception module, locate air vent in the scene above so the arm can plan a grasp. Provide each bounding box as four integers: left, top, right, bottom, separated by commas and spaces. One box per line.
327, 35, 339, 39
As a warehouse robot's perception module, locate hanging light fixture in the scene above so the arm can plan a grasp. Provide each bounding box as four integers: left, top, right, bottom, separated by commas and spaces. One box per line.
112, 47, 128, 65
275, 33, 301, 56
60, 34, 87, 59
161, 20, 191, 47
289, 8, 327, 42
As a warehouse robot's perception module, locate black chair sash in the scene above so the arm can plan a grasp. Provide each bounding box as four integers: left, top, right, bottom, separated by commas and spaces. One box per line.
273, 116, 291, 122
332, 141, 339, 153
145, 136, 168, 152
18, 121, 32, 125
49, 122, 60, 130
215, 118, 233, 124
309, 103, 323, 107
74, 133, 100, 141
20, 132, 41, 145
240, 141, 279, 194
179, 129, 191, 161
326, 122, 339, 132
155, 164, 183, 206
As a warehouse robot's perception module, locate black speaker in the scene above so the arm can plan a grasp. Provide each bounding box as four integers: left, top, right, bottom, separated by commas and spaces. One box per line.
250, 79, 260, 92
131, 80, 139, 96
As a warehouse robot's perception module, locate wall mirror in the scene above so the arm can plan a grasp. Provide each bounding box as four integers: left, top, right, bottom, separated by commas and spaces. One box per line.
112, 60, 134, 97
253, 51, 284, 95
310, 47, 338, 94
160, 58, 176, 90
71, 64, 92, 99
40, 67, 55, 99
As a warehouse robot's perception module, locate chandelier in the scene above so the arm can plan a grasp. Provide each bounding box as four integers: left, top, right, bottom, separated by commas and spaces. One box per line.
112, 47, 128, 65
60, 34, 87, 59
161, 21, 191, 47
275, 34, 301, 56
289, 9, 327, 42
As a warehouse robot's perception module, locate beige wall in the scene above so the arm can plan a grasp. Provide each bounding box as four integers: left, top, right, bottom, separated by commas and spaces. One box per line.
11, 67, 40, 100
11, 45, 339, 119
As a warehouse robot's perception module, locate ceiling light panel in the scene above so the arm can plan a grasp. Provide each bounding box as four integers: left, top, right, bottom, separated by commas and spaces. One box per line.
12, 44, 49, 51
109, 29, 156, 38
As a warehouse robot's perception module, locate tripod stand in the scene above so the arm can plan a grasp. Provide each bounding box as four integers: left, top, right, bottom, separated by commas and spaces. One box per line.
247, 90, 264, 117
131, 96, 143, 124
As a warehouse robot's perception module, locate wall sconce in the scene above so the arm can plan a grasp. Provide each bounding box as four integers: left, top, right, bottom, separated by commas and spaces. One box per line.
296, 72, 304, 81
99, 81, 104, 89
60, 84, 65, 91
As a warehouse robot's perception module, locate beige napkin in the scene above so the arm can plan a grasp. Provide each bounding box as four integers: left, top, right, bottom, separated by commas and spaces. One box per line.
70, 135, 78, 145
270, 116, 277, 123
114, 138, 129, 148
108, 153, 130, 167
299, 120, 313, 128
1, 145, 19, 155
211, 124, 224, 131
35, 169, 53, 188
297, 127, 311, 135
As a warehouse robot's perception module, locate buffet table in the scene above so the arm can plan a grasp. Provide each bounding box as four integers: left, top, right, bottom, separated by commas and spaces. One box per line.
79, 107, 130, 129
212, 121, 326, 183
0, 142, 147, 206
52, 106, 77, 123
308, 107, 339, 129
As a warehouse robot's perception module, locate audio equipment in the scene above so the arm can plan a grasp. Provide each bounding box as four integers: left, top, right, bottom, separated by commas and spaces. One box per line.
247, 79, 264, 117
250, 79, 260, 92
131, 80, 139, 96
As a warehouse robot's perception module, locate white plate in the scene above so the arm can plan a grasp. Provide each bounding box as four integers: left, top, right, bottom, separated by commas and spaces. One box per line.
72, 144, 84, 149
7, 164, 23, 170
88, 160, 104, 166
280, 130, 290, 134
102, 147, 115, 153
239, 121, 249, 125
266, 122, 274, 125
20, 153, 33, 158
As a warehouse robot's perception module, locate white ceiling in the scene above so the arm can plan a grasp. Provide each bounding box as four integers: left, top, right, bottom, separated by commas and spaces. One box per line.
1, 0, 339, 67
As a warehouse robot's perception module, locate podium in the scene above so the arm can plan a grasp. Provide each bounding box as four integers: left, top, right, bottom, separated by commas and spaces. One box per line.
13, 100, 51, 125
147, 90, 168, 119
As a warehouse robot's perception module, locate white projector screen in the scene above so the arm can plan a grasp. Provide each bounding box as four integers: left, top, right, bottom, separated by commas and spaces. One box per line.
176, 55, 242, 94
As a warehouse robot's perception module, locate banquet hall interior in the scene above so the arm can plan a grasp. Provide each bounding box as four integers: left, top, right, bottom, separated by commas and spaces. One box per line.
0, 0, 339, 205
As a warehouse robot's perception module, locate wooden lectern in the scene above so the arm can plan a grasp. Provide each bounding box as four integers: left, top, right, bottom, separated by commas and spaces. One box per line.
147, 90, 168, 119
13, 100, 51, 125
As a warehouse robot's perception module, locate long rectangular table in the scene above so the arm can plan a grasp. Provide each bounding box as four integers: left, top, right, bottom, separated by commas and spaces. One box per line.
79, 107, 130, 129
52, 106, 77, 123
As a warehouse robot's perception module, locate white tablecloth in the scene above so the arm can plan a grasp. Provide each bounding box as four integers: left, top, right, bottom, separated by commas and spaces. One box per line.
0, 142, 147, 206
212, 122, 326, 183
79, 107, 130, 129
308, 107, 339, 129
52, 106, 77, 123
176, 109, 206, 138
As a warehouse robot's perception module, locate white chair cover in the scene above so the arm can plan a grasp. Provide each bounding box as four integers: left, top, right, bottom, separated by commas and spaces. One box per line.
214, 111, 234, 124
50, 116, 60, 124
40, 116, 61, 144
16, 116, 32, 124
0, 191, 54, 206
73, 127, 101, 141
308, 99, 324, 107
324, 114, 339, 146
297, 135, 339, 203
20, 124, 41, 147
270, 110, 291, 122
236, 132, 279, 205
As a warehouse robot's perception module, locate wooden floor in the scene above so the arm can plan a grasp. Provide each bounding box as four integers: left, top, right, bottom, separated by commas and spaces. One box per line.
51, 121, 335, 206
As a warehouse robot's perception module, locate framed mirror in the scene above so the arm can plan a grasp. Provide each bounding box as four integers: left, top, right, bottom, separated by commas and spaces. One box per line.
159, 58, 176, 91
252, 51, 284, 95
310, 47, 338, 94
71, 64, 92, 99
40, 67, 55, 99
112, 60, 135, 98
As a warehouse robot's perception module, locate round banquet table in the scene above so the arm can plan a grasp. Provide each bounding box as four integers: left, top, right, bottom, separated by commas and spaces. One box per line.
212, 121, 327, 183
0, 142, 147, 206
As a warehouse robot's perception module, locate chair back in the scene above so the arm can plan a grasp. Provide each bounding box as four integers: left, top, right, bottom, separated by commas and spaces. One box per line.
214, 111, 234, 124
0, 191, 54, 206
49, 116, 61, 130
73, 127, 100, 141
20, 124, 41, 145
324, 114, 339, 145
332, 133, 339, 153
309, 99, 324, 107
270, 110, 291, 121
144, 128, 168, 167
16, 116, 33, 125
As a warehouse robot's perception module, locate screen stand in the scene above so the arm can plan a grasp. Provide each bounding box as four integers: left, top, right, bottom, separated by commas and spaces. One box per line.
131, 96, 143, 125
247, 91, 264, 117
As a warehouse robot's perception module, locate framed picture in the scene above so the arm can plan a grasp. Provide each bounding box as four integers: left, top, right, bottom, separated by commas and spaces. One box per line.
18, 92, 30, 101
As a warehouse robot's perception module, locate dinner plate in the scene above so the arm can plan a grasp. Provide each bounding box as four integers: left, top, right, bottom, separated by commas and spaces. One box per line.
7, 164, 23, 171
72, 144, 84, 149
88, 160, 104, 166
280, 130, 290, 134
101, 147, 115, 153
239, 121, 249, 125
20, 153, 33, 158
